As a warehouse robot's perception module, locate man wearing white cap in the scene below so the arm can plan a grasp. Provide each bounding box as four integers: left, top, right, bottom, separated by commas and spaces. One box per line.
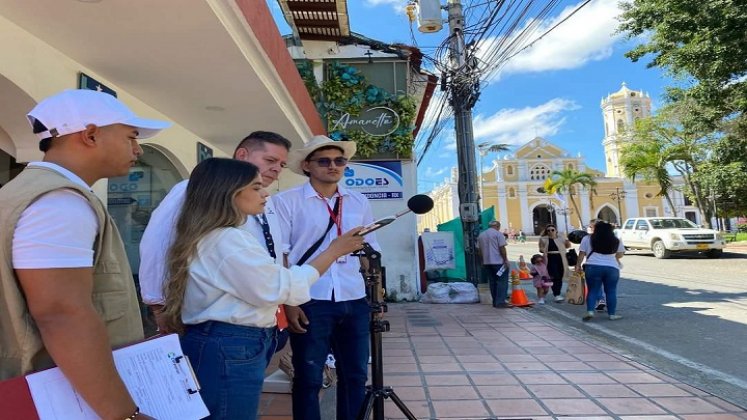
0, 89, 170, 420
274, 135, 379, 420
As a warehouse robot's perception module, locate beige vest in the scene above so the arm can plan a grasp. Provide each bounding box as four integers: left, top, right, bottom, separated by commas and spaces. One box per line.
0, 167, 144, 379
539, 235, 571, 280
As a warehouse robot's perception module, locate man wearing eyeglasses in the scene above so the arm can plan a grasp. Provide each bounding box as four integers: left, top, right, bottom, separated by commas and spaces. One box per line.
274, 135, 379, 420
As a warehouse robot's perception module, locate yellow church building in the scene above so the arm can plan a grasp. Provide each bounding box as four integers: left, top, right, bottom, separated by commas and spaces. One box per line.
419, 83, 705, 235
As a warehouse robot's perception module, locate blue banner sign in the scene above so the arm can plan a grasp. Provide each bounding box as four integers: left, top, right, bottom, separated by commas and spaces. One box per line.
341, 161, 403, 200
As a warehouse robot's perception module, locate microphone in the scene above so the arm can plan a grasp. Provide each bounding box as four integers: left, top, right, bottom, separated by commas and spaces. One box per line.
356, 194, 434, 236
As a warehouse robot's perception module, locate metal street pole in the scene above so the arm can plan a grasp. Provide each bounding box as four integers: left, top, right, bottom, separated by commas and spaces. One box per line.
610, 187, 626, 225
447, 0, 481, 286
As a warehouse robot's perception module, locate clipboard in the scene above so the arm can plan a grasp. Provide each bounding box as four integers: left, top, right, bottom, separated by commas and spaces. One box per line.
0, 334, 209, 420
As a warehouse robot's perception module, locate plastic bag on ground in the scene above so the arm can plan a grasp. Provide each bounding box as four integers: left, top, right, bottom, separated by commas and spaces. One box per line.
420, 282, 479, 304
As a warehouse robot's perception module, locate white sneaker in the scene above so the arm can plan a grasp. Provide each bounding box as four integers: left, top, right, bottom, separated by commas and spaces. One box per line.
538, 298, 545, 304
582, 311, 594, 321
554, 296, 564, 302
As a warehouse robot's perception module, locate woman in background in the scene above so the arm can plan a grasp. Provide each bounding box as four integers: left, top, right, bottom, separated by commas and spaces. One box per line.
161, 158, 364, 419
538, 224, 571, 302
575, 220, 625, 321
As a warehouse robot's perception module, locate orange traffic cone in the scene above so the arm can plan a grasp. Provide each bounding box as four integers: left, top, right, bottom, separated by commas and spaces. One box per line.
509, 272, 534, 307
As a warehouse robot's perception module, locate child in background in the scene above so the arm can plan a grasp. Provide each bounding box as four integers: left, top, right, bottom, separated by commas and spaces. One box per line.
530, 254, 552, 304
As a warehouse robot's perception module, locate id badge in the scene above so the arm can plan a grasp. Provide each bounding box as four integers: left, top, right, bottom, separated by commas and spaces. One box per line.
336, 255, 347, 264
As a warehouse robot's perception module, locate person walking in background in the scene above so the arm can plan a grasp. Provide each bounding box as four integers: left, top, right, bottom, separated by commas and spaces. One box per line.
575, 220, 625, 321
538, 224, 572, 302
0, 89, 170, 419
586, 219, 607, 311
161, 158, 364, 419
477, 220, 512, 308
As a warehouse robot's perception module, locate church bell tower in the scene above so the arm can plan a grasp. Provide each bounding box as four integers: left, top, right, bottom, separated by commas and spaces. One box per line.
600, 82, 652, 178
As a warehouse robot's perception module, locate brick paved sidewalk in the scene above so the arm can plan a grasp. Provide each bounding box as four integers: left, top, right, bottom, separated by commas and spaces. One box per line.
259, 302, 747, 419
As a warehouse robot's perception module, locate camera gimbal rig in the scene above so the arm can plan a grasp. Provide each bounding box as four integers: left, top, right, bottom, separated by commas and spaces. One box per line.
354, 243, 416, 420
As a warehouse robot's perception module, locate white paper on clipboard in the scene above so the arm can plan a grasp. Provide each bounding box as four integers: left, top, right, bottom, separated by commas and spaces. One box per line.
25, 334, 209, 420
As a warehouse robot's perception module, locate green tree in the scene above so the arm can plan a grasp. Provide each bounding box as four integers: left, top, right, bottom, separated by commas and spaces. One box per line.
620, 0, 747, 222
693, 118, 747, 219
619, 0, 747, 119
621, 101, 717, 226
619, 120, 678, 216
545, 169, 597, 227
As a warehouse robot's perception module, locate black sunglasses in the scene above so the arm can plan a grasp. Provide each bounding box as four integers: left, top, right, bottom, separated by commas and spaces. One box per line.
309, 157, 348, 167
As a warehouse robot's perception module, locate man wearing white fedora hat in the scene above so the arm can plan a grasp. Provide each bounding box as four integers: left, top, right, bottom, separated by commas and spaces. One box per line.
274, 135, 379, 420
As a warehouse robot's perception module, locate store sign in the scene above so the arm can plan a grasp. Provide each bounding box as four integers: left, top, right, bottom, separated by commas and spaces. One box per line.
108, 169, 150, 193
330, 106, 400, 137
340, 161, 403, 200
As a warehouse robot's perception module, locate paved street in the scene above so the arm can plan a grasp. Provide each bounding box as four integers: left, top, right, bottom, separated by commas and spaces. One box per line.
506, 239, 747, 409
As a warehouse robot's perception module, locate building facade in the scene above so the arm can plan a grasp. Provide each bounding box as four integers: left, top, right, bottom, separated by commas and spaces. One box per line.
419, 83, 706, 235
0, 0, 323, 276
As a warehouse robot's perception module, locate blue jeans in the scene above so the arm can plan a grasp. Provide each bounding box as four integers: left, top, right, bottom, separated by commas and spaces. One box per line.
584, 265, 620, 315
181, 321, 277, 420
290, 298, 370, 420
484, 264, 509, 306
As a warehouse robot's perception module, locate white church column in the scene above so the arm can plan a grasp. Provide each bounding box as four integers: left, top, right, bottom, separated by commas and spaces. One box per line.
497, 183, 509, 228
624, 187, 639, 218
580, 187, 591, 227
518, 185, 529, 231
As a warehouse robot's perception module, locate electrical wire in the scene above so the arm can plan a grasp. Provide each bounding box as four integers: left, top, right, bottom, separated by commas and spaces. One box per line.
415, 0, 592, 165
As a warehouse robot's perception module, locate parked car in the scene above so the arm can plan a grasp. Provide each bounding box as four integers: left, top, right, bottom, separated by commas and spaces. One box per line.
618, 217, 726, 259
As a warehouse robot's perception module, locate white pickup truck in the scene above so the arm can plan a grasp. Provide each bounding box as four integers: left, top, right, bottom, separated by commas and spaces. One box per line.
617, 217, 726, 259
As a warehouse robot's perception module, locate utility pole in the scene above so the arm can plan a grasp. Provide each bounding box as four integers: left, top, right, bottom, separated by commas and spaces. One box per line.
446, 0, 481, 286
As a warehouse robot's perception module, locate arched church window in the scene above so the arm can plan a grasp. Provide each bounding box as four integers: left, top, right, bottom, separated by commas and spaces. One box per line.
508, 188, 515, 198
617, 119, 625, 133
506, 166, 513, 175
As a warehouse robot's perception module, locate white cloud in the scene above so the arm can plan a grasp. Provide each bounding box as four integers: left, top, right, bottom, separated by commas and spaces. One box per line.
477, 0, 623, 78
363, 0, 403, 7
440, 98, 580, 150
421, 166, 448, 179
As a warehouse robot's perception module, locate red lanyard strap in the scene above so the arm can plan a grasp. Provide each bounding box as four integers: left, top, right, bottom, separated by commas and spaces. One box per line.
321, 195, 343, 236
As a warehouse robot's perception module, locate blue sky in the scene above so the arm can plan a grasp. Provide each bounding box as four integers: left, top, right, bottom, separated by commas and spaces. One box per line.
268, 0, 672, 192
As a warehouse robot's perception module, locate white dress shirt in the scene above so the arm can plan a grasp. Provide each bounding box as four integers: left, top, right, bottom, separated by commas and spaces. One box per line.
181, 227, 319, 328
12, 162, 99, 269
274, 182, 379, 302
138, 179, 283, 304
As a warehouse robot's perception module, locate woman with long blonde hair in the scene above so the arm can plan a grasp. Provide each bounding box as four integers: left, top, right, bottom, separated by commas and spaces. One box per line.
162, 158, 364, 419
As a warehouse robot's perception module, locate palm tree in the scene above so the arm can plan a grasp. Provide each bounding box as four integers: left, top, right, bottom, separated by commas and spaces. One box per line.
477, 142, 511, 157
619, 128, 678, 216
476, 142, 511, 206
545, 169, 597, 227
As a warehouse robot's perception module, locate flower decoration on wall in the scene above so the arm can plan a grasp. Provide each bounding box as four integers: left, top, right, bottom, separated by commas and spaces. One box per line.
296, 60, 417, 159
